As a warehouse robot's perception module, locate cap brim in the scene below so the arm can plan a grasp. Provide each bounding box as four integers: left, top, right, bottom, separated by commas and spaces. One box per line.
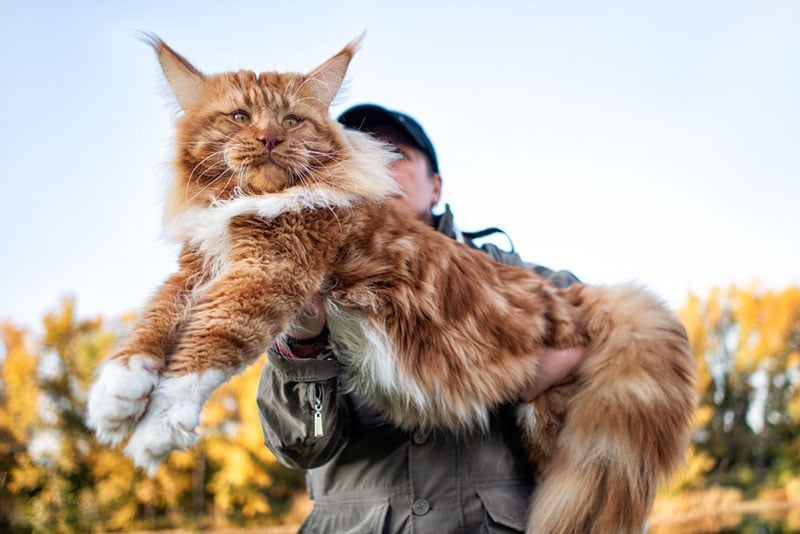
338, 104, 438, 173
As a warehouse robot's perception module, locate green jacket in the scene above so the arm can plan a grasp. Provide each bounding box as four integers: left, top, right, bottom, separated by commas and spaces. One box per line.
257, 206, 579, 533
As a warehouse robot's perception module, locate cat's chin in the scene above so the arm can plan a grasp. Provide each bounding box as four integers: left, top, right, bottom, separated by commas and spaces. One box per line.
238, 165, 294, 196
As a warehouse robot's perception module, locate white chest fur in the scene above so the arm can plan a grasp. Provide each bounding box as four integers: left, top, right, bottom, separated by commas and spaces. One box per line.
165, 189, 359, 263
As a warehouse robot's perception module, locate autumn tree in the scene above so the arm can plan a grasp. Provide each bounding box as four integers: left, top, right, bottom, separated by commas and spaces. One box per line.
1, 299, 167, 532
679, 285, 800, 487
0, 299, 304, 532
202, 355, 305, 525
0, 323, 41, 531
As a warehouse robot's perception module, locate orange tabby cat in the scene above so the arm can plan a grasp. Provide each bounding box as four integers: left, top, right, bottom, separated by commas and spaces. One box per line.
86, 35, 696, 533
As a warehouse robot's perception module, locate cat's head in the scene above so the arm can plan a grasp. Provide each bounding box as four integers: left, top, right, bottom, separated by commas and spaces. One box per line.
146, 34, 397, 222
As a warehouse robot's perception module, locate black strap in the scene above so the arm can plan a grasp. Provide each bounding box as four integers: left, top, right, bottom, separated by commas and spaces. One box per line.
461, 227, 515, 253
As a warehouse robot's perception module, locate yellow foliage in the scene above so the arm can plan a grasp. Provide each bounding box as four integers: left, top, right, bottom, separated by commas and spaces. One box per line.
675, 284, 800, 490
7, 452, 48, 494
650, 486, 744, 532
199, 353, 282, 518
693, 405, 714, 428
0, 324, 41, 444
2, 300, 307, 531
168, 449, 198, 470
725, 285, 800, 373
661, 445, 717, 494
93, 451, 139, 530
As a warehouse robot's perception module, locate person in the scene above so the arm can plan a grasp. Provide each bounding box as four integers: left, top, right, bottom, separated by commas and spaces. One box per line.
257, 104, 586, 533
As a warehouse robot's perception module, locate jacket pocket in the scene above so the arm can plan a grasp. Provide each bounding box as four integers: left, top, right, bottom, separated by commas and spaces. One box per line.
298, 499, 390, 534
476, 483, 530, 533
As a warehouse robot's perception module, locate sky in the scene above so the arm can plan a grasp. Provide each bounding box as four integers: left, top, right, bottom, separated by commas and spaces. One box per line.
1, 0, 798, 332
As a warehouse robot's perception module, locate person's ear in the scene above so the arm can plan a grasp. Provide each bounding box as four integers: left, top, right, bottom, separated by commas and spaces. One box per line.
430, 173, 442, 207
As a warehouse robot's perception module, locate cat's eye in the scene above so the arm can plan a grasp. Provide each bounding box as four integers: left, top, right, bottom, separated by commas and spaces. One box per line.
282, 115, 302, 129
229, 110, 251, 125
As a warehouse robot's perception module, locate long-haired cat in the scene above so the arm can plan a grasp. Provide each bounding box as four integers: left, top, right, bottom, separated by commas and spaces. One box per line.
86, 35, 696, 533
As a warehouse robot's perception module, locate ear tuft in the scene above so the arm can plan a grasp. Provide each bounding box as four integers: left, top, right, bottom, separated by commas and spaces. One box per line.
303, 33, 366, 109
138, 32, 205, 111
346, 31, 366, 54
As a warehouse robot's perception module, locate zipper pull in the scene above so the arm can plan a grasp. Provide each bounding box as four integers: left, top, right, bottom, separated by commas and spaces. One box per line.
312, 384, 324, 438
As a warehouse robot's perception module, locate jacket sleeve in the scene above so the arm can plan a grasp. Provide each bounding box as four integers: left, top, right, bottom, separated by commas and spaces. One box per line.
256, 348, 350, 469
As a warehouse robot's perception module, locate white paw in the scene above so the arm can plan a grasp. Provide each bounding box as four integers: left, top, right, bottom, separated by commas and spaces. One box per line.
123, 370, 226, 475
86, 355, 160, 446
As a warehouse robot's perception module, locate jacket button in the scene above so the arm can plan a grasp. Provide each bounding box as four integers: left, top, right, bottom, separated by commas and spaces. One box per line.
412, 498, 431, 515
412, 430, 429, 445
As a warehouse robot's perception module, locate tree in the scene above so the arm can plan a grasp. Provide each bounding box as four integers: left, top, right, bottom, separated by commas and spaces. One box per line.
0, 298, 305, 532
0, 322, 41, 531
202, 355, 305, 525
679, 285, 800, 487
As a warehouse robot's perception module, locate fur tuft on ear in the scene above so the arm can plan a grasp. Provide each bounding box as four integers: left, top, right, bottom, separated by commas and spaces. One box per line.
302, 32, 365, 108
140, 33, 205, 111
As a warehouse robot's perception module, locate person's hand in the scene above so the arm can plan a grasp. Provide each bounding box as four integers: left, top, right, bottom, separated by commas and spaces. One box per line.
278, 294, 329, 359
520, 346, 587, 402
287, 293, 327, 340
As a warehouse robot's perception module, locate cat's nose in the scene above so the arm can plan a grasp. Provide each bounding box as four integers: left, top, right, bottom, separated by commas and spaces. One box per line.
260, 136, 282, 150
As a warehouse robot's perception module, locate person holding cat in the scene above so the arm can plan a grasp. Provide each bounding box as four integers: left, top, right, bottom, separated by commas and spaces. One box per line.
257, 104, 585, 533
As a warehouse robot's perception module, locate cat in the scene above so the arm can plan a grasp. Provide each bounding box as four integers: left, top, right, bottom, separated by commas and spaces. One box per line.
86, 34, 696, 533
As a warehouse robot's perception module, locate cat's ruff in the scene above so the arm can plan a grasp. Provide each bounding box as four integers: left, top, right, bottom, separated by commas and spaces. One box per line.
167, 189, 359, 260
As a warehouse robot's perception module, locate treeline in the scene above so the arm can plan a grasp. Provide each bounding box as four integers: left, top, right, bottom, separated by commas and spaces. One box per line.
0, 300, 304, 532
1, 285, 799, 531
674, 285, 800, 493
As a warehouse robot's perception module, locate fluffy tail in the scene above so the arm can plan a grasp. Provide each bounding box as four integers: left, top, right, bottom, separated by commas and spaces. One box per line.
525, 284, 696, 533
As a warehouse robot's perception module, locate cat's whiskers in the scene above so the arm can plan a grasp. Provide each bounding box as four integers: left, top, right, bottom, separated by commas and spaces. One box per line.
292, 163, 347, 229
303, 149, 351, 187
187, 168, 234, 206
187, 155, 230, 200
188, 149, 227, 183
178, 141, 227, 148
183, 142, 249, 205
233, 162, 249, 198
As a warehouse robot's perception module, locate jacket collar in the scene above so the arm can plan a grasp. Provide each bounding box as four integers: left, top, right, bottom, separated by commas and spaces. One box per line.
432, 204, 457, 239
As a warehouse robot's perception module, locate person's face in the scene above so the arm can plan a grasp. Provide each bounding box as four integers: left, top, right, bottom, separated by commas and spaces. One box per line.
375, 130, 442, 225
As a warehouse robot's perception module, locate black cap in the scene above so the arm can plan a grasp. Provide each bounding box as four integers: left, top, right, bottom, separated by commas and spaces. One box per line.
337, 104, 439, 174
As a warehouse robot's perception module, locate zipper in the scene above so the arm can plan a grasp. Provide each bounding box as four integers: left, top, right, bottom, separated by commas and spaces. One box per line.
311, 383, 324, 438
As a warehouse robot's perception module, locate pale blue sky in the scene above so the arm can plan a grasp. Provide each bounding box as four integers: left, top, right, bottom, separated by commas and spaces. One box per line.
1, 0, 798, 330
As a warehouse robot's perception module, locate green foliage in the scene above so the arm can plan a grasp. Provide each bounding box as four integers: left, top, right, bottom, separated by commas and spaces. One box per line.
0, 299, 305, 532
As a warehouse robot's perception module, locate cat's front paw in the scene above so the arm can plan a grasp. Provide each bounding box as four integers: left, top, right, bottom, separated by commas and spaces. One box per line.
124, 370, 225, 475
86, 355, 160, 446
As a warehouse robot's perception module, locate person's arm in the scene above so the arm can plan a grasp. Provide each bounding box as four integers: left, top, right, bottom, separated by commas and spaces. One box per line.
256, 313, 350, 469
522, 263, 586, 399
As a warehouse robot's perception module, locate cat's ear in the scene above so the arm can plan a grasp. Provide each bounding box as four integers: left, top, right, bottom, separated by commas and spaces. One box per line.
141, 33, 205, 111
302, 33, 364, 108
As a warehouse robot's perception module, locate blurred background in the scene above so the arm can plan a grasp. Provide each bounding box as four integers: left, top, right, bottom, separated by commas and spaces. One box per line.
1, 1, 798, 531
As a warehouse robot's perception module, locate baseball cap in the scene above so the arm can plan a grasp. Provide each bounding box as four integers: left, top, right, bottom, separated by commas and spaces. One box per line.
337, 104, 439, 173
